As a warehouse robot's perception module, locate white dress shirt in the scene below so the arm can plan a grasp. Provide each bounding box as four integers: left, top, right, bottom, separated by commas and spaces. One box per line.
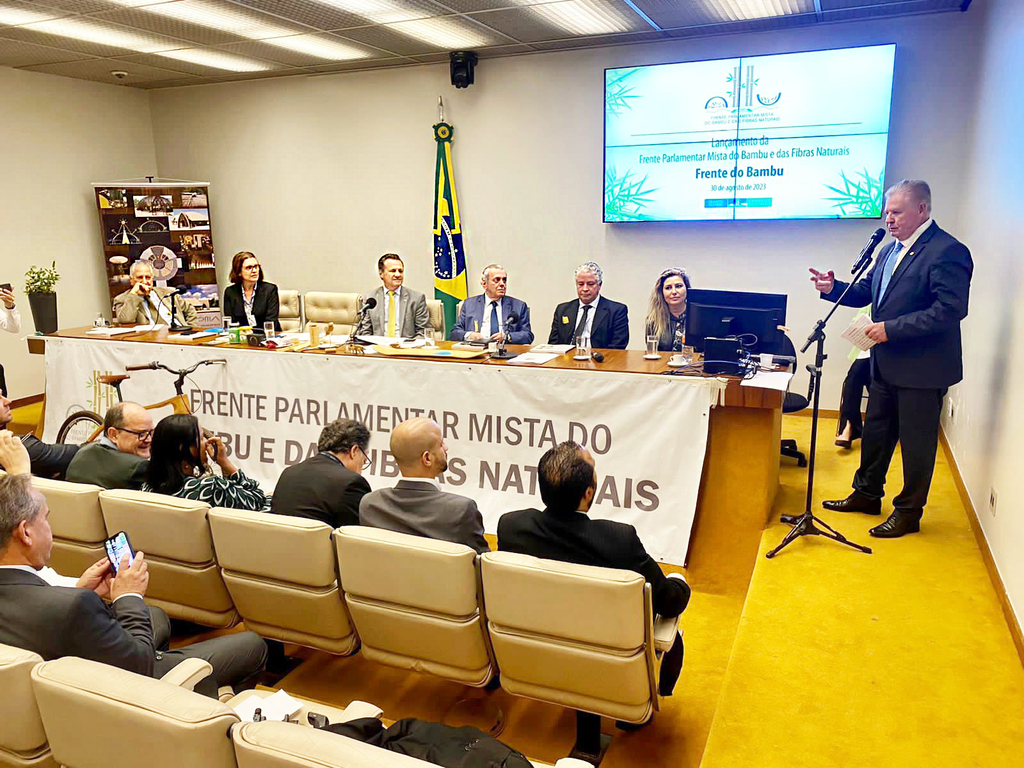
575, 295, 601, 345
0, 564, 141, 601
1, 304, 20, 334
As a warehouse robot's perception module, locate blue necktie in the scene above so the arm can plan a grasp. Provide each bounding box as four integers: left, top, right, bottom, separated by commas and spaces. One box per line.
489, 301, 499, 336
877, 242, 902, 301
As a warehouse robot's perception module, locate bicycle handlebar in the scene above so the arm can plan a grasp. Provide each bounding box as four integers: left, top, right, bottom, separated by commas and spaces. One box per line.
125, 359, 226, 376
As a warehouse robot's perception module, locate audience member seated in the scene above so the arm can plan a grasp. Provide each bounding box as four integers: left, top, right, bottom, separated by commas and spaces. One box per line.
1, 284, 19, 334
497, 441, 689, 695
0, 433, 267, 698
360, 417, 488, 554
66, 402, 152, 490
449, 263, 534, 344
222, 251, 280, 331
548, 261, 630, 350
142, 414, 269, 511
0, 391, 78, 479
271, 418, 371, 527
645, 267, 691, 352
112, 260, 197, 327
354, 253, 431, 339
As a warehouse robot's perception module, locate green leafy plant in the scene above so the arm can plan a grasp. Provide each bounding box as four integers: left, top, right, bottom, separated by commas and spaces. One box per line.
25, 261, 60, 294
606, 69, 640, 116
823, 169, 885, 217
604, 168, 658, 222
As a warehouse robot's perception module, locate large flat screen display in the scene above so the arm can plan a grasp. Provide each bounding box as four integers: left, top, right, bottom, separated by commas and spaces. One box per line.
603, 44, 896, 222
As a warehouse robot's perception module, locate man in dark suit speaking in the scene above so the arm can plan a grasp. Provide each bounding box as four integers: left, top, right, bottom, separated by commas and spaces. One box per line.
810, 179, 973, 538
548, 262, 629, 349
0, 432, 267, 697
498, 441, 689, 695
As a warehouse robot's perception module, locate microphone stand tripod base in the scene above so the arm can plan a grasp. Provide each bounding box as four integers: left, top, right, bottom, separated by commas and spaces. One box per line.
766, 512, 872, 558
169, 323, 191, 333
490, 348, 517, 360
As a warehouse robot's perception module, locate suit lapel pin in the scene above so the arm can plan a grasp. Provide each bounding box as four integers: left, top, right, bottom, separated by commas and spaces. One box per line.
562, 316, 569, 324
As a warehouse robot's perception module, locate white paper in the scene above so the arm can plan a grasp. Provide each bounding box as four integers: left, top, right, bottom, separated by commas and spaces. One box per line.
507, 352, 560, 366
85, 327, 136, 337
531, 344, 573, 354
232, 689, 302, 722
841, 313, 877, 351
131, 323, 165, 331
740, 370, 794, 392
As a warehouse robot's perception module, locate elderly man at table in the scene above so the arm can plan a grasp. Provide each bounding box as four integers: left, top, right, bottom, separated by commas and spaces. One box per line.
65, 402, 152, 490
271, 418, 372, 528
354, 253, 431, 339
360, 417, 488, 554
498, 441, 688, 695
112, 260, 197, 328
0, 433, 267, 698
449, 264, 534, 344
0, 391, 78, 479
548, 261, 630, 350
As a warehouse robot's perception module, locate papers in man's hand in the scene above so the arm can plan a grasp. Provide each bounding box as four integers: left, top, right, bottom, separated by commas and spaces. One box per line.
841, 313, 877, 351
741, 370, 794, 392
85, 327, 135, 337
232, 689, 302, 722
531, 344, 573, 354
507, 352, 560, 366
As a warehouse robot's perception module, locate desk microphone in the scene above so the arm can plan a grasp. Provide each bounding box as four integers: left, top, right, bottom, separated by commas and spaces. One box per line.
491, 313, 518, 360
349, 296, 377, 346
851, 228, 886, 274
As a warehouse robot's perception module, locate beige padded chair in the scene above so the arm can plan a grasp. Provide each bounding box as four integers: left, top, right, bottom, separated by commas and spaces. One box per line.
30, 477, 107, 577
480, 552, 679, 764
208, 509, 359, 656
425, 299, 445, 341
98, 490, 238, 628
0, 644, 54, 768
304, 292, 362, 335
334, 526, 495, 687
277, 290, 302, 332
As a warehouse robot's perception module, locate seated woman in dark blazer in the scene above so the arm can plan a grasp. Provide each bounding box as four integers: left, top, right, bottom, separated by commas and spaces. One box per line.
645, 268, 691, 352
222, 251, 280, 331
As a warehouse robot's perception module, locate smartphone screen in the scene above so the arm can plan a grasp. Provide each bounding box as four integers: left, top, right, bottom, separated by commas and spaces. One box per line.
104, 531, 135, 574
0, 283, 12, 292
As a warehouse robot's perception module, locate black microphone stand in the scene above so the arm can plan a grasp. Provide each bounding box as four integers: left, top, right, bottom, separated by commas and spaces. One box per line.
765, 261, 875, 559
490, 316, 518, 360
349, 303, 375, 346
160, 289, 191, 333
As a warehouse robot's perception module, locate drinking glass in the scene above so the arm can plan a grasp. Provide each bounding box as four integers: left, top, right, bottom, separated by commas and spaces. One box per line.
645, 335, 659, 357
263, 321, 275, 338
222, 316, 231, 334
575, 338, 591, 360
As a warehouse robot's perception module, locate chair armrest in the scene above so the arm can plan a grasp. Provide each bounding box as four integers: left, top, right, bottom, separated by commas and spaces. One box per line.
159, 658, 213, 690
335, 700, 384, 722
653, 614, 680, 652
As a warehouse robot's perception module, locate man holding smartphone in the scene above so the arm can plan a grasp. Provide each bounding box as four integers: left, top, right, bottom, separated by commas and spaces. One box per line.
0, 283, 19, 334
0, 432, 267, 697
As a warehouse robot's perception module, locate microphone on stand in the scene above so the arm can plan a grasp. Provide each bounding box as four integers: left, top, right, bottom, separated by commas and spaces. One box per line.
491, 312, 519, 360
851, 228, 887, 274
350, 296, 377, 346
158, 285, 192, 333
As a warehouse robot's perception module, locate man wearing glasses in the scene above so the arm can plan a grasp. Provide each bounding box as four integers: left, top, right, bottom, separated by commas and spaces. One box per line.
271, 419, 372, 529
66, 403, 153, 490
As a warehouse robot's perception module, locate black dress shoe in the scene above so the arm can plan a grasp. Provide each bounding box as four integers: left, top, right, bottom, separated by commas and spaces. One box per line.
821, 491, 881, 515
869, 510, 921, 538
834, 438, 852, 449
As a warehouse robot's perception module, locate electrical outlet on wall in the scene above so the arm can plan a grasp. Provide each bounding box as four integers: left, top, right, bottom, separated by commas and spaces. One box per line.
947, 399, 955, 422
989, 488, 998, 516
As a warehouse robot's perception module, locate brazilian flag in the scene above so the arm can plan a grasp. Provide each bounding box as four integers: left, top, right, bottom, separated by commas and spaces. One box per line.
433, 121, 468, 334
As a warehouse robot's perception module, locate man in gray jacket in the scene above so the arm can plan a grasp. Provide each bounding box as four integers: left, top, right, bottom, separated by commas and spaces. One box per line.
66, 403, 152, 490
360, 417, 488, 554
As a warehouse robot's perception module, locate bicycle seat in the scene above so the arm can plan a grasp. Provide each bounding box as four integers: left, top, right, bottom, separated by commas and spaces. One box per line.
97, 374, 130, 385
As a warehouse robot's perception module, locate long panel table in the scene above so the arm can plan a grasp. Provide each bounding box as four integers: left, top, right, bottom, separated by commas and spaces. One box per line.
30, 328, 781, 588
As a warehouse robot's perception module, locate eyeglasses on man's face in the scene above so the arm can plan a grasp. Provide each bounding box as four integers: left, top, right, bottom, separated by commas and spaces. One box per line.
117, 427, 154, 441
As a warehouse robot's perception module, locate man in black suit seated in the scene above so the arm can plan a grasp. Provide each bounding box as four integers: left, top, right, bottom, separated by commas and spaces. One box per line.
548, 261, 630, 350
0, 432, 267, 698
271, 418, 372, 528
1, 390, 78, 479
498, 441, 689, 695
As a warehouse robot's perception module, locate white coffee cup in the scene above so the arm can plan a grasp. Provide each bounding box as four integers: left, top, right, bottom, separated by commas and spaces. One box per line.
760, 352, 773, 368
670, 353, 686, 365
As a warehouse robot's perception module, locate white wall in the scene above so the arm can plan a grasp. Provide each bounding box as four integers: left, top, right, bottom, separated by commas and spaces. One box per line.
0, 66, 157, 400
944, 0, 1024, 625
148, 10, 981, 407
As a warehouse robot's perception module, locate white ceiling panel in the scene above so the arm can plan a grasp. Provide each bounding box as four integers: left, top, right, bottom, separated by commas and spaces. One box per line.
0, 34, 95, 64
22, 53, 193, 82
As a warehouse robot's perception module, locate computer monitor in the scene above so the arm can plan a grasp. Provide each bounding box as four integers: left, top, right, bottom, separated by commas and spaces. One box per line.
685, 289, 788, 355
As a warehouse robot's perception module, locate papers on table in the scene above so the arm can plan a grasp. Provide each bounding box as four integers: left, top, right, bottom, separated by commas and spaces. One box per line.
232, 689, 302, 722
841, 312, 878, 351
531, 343, 573, 354
85, 327, 136, 337
741, 370, 794, 392
507, 352, 560, 366
131, 323, 165, 332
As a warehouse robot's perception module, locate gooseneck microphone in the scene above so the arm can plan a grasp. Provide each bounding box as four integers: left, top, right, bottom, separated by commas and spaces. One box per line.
851, 228, 887, 274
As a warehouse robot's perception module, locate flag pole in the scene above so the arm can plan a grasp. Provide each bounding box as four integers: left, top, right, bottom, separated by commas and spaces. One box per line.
438, 95, 444, 123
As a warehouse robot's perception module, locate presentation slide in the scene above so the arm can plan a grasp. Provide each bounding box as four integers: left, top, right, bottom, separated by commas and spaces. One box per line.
604, 45, 897, 222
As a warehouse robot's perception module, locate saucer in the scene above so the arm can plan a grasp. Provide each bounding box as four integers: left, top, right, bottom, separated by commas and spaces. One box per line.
643, 354, 660, 360
667, 359, 690, 368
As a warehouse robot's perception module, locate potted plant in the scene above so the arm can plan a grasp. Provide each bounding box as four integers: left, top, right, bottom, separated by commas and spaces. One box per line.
25, 261, 60, 334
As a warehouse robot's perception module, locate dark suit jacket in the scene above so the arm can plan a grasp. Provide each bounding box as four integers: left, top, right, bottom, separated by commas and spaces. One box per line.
450, 294, 534, 345
823, 221, 972, 388
359, 479, 489, 554
223, 281, 280, 331
548, 298, 630, 349
271, 452, 371, 528
66, 441, 148, 490
16, 433, 79, 480
0, 568, 163, 677
497, 507, 689, 618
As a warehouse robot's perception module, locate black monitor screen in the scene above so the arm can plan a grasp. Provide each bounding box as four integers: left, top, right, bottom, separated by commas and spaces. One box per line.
685, 289, 787, 355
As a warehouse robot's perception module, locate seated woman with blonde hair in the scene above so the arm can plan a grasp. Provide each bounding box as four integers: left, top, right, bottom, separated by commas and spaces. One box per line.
142, 414, 268, 511
645, 268, 691, 352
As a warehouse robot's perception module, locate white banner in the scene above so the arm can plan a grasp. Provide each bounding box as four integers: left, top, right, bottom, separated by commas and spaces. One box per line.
44, 338, 721, 563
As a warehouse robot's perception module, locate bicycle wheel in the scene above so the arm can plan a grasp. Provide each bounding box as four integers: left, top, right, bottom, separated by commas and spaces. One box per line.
57, 410, 103, 444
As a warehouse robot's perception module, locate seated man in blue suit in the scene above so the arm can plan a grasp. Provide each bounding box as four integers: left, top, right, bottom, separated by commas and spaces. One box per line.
450, 264, 534, 344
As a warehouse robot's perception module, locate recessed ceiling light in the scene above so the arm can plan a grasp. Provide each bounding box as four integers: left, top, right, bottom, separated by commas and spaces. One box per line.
108, 0, 296, 40
22, 17, 179, 53
705, 0, 812, 22
385, 18, 493, 49
314, 0, 427, 25
266, 34, 370, 61
0, 4, 58, 25
157, 47, 277, 72
527, 1, 635, 36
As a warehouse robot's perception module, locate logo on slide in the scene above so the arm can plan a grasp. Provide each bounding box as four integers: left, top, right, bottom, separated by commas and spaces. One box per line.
705, 65, 781, 112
